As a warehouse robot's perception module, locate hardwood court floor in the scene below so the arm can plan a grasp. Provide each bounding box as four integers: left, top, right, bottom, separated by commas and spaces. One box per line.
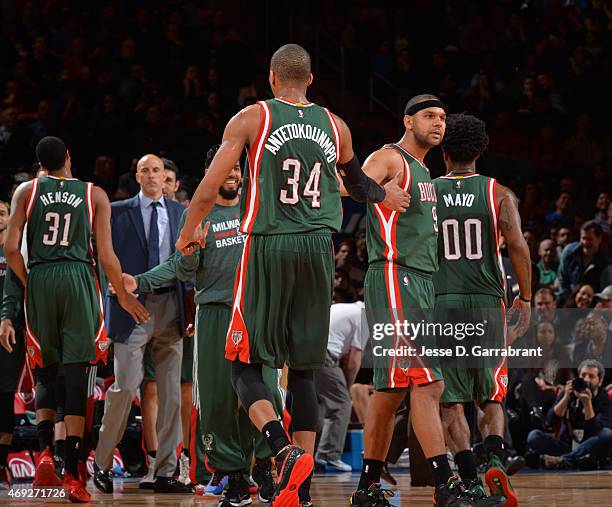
1, 471, 611, 505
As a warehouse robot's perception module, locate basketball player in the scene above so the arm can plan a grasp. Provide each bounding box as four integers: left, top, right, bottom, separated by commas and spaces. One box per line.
176, 44, 409, 506
434, 114, 531, 506
350, 95, 472, 507
5, 136, 149, 502
116, 145, 285, 506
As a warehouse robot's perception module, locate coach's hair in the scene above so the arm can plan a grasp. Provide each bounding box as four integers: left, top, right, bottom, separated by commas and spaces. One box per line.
270, 44, 311, 82
442, 113, 489, 164
35, 136, 67, 172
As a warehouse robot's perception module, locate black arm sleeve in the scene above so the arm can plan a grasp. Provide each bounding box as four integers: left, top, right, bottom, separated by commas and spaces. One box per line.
337, 155, 386, 203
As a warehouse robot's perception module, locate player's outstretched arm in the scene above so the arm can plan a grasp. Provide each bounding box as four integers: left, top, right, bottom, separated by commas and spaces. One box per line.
92, 186, 150, 323
498, 184, 532, 343
5, 182, 32, 286
177, 105, 259, 253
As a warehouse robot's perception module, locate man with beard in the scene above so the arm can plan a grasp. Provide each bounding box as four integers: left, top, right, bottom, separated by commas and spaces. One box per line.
121, 146, 284, 506
350, 95, 474, 507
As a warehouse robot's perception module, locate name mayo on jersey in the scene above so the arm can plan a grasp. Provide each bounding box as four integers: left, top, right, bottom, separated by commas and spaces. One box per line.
38, 191, 84, 208
417, 182, 437, 203
442, 193, 475, 207
264, 123, 337, 163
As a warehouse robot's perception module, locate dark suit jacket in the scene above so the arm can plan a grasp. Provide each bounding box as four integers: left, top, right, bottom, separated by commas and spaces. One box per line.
105, 195, 186, 343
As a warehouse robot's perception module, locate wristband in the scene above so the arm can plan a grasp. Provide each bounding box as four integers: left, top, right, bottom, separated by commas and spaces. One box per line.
519, 294, 531, 303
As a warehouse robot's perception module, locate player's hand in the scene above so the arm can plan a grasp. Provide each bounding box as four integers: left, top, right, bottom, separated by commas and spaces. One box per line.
506, 296, 531, 345
176, 222, 210, 255
121, 273, 138, 294
0, 319, 16, 353
117, 292, 150, 324
382, 172, 411, 212
185, 323, 195, 337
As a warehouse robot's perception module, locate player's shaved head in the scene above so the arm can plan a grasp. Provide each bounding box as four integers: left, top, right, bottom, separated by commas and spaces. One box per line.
270, 44, 311, 82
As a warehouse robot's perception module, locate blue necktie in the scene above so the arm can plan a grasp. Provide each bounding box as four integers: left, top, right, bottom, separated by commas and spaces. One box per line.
147, 201, 160, 270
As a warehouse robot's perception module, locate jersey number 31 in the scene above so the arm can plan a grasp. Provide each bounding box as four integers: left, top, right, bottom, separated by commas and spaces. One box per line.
42, 212, 72, 246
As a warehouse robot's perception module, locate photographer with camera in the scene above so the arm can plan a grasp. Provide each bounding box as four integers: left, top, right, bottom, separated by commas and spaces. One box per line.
526, 359, 612, 469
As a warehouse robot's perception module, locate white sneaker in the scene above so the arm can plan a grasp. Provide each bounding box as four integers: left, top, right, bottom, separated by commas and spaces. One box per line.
326, 459, 352, 472
139, 456, 156, 489
178, 453, 191, 485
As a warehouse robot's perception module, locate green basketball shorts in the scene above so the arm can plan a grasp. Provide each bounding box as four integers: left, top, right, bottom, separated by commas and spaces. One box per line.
25, 262, 107, 368
365, 264, 443, 391
436, 293, 508, 404
225, 233, 334, 370
194, 304, 283, 472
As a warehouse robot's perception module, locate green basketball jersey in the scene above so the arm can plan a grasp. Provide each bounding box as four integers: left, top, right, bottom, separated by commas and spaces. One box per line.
432, 174, 504, 298
366, 144, 438, 273
26, 176, 94, 268
190, 203, 245, 306
240, 98, 342, 235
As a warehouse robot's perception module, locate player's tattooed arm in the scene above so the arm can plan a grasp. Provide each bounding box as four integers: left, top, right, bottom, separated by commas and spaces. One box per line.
178, 105, 260, 253
5, 181, 32, 287
497, 183, 532, 342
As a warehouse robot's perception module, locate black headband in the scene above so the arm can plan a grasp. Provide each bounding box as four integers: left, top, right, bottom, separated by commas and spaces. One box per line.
404, 99, 445, 116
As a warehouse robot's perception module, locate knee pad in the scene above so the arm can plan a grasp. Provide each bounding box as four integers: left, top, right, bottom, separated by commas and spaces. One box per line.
35, 364, 59, 411
0, 392, 14, 433
63, 363, 88, 417
231, 361, 273, 412
287, 369, 318, 432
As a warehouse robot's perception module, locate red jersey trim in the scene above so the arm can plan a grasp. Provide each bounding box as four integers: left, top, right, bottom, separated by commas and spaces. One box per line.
86, 183, 94, 228
323, 108, 341, 165
241, 101, 272, 234
25, 178, 39, 220
487, 178, 505, 291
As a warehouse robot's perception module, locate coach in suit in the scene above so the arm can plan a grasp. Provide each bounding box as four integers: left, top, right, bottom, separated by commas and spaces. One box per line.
94, 154, 191, 494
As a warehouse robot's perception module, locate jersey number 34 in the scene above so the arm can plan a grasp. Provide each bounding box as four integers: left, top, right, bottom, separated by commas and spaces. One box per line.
279, 158, 321, 208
